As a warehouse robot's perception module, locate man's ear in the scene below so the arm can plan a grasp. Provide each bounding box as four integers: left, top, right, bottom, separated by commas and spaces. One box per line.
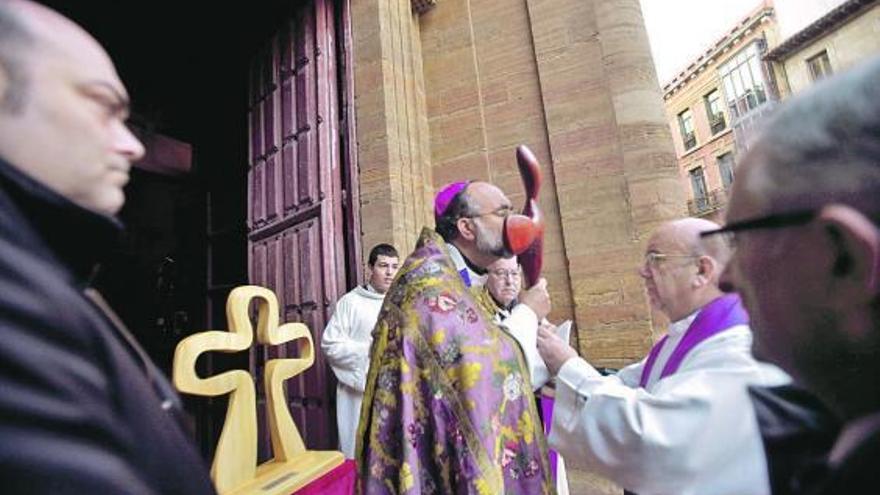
692, 255, 715, 288
817, 204, 880, 306
456, 217, 477, 242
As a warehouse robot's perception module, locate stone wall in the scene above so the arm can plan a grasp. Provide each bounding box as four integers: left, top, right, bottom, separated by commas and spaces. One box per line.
419, 0, 577, 338
529, 0, 687, 363
352, 0, 686, 366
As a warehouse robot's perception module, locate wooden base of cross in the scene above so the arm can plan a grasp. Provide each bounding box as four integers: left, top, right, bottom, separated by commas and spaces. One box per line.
223, 454, 346, 495
173, 285, 344, 494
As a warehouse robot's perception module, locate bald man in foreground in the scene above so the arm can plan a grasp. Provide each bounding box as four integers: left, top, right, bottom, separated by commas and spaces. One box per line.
0, 1, 213, 492
537, 218, 789, 495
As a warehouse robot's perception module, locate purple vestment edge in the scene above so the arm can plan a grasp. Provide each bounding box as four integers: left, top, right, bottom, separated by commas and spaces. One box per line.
639, 294, 749, 388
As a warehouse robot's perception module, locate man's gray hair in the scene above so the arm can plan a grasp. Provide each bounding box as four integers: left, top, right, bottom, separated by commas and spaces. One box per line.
745, 56, 880, 215
0, 0, 35, 112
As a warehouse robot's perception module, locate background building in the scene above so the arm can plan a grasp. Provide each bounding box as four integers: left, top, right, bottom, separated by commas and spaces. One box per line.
662, 2, 779, 221
766, 0, 880, 97
661, 0, 878, 222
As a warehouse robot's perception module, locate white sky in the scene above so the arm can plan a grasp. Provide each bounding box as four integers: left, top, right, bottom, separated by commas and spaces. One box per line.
640, 0, 846, 85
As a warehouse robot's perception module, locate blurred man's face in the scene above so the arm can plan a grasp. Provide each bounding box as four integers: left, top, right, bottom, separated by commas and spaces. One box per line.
718, 157, 827, 380
368, 255, 399, 294
638, 225, 699, 322
0, 7, 144, 215
487, 257, 521, 308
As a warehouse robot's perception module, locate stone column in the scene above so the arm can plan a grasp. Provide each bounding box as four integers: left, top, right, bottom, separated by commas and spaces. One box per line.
351, 0, 434, 257
527, 0, 686, 366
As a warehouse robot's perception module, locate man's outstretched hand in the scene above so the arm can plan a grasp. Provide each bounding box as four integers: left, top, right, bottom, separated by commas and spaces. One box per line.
519, 278, 551, 321
537, 322, 577, 375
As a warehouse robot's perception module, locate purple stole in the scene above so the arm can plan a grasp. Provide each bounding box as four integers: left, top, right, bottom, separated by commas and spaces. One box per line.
639, 294, 749, 388
540, 394, 558, 480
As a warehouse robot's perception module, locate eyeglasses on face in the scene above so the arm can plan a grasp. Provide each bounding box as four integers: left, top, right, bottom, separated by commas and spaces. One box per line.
699, 210, 816, 245
465, 205, 513, 219
643, 252, 699, 267
489, 269, 521, 279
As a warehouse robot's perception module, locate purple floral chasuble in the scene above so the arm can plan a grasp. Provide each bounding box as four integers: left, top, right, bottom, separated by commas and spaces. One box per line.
355, 228, 555, 494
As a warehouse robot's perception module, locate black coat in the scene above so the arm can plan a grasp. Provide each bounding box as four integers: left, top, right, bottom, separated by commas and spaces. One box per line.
815, 420, 880, 494
750, 384, 841, 495
0, 157, 215, 494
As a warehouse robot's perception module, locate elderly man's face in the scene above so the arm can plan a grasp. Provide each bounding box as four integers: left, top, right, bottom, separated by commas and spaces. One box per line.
487, 257, 521, 307
0, 7, 145, 215
718, 158, 828, 377
638, 225, 700, 322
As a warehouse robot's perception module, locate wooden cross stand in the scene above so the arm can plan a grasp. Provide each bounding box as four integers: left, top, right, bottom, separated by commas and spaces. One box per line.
173, 285, 344, 495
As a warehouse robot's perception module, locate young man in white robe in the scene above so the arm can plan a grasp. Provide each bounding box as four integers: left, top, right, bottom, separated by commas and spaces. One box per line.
537, 218, 790, 495
321, 243, 399, 458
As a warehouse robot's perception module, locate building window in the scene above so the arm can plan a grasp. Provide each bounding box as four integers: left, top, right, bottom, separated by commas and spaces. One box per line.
718, 41, 769, 121
678, 109, 696, 150
704, 89, 726, 135
689, 166, 708, 210
807, 50, 833, 81
717, 152, 735, 188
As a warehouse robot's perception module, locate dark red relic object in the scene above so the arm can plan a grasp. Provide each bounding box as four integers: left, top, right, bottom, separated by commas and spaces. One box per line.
502, 145, 545, 288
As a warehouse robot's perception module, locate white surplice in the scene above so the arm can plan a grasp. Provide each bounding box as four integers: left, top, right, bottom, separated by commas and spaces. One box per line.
320, 284, 384, 458
549, 311, 790, 495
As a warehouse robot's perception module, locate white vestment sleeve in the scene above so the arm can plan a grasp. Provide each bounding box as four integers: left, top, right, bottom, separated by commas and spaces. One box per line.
614, 357, 646, 387
548, 331, 779, 495
500, 303, 550, 390
320, 298, 371, 392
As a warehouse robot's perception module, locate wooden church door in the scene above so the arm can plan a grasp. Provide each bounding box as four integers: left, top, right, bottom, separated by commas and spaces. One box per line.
246, 0, 357, 453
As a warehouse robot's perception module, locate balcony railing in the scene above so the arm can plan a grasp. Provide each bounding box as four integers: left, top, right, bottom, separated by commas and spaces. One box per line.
688, 187, 729, 217
682, 131, 697, 151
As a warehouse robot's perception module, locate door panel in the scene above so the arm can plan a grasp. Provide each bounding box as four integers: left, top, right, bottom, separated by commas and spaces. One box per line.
247, 0, 345, 452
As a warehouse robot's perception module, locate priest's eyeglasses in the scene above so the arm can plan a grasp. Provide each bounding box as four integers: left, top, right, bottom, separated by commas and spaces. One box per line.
643, 252, 699, 268
489, 269, 521, 280
466, 205, 513, 219
698, 210, 816, 246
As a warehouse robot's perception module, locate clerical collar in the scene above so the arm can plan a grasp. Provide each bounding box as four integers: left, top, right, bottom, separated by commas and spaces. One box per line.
668, 310, 699, 337
462, 252, 487, 276
494, 297, 518, 313
447, 243, 488, 288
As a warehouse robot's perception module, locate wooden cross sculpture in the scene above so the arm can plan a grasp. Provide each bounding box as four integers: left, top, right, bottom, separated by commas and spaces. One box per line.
173, 286, 344, 495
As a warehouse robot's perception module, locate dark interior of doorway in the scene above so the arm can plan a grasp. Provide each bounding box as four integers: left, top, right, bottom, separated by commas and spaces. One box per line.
37, 0, 315, 461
